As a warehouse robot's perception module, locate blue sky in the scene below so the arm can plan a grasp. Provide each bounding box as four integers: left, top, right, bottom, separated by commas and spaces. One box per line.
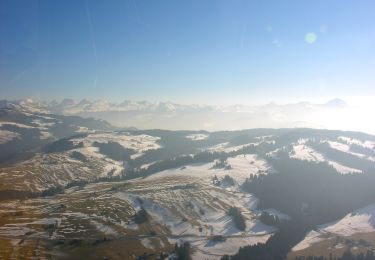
1, 0, 374, 104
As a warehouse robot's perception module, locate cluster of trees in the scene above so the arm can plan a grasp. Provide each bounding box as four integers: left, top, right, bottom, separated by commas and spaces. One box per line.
295, 250, 375, 260
259, 212, 281, 227
44, 139, 83, 153
350, 143, 375, 157
211, 235, 226, 242
246, 173, 263, 182
221, 243, 272, 260
174, 242, 192, 260
133, 208, 149, 224
41, 185, 64, 197
222, 218, 310, 260
65, 179, 87, 189
228, 207, 246, 231
70, 151, 87, 162
125, 151, 228, 180
212, 175, 221, 186
93, 141, 134, 162
211, 158, 232, 170
222, 175, 235, 186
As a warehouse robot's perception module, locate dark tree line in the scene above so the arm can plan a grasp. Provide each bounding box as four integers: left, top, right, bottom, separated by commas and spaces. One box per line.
41, 185, 64, 197
44, 139, 83, 153
70, 151, 87, 162
222, 218, 312, 260
296, 250, 375, 260
259, 212, 282, 227
174, 242, 192, 260
133, 208, 149, 224
349, 143, 375, 157
93, 141, 135, 162
222, 175, 235, 186
228, 207, 246, 231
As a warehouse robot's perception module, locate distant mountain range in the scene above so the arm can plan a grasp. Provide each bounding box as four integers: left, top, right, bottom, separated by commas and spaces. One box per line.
0, 98, 348, 114
2, 98, 370, 134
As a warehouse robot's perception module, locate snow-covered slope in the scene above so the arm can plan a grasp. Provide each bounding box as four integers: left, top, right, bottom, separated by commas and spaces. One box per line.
293, 203, 375, 252
0, 102, 114, 162
289, 141, 363, 174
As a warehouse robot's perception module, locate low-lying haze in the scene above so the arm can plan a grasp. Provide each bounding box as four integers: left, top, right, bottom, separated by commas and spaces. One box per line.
2, 98, 374, 134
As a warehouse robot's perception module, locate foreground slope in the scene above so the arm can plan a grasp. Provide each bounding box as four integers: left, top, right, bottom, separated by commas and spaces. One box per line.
1, 107, 375, 259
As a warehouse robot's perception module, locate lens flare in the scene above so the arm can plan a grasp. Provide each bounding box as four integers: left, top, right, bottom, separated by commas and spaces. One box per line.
305, 32, 317, 44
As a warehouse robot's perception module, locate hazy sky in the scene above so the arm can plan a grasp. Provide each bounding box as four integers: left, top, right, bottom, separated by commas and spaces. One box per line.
1, 0, 375, 105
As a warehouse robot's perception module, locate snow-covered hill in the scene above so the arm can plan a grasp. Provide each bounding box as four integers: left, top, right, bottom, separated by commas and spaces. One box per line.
0, 101, 114, 162
292, 203, 375, 252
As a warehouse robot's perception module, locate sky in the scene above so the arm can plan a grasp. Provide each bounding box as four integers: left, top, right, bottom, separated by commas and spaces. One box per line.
0, 0, 375, 105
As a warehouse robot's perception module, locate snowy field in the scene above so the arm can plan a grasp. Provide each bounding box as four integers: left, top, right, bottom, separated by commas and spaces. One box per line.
338, 136, 375, 149
147, 154, 273, 188
70, 132, 161, 159
0, 121, 36, 129
113, 155, 279, 258
185, 133, 209, 141
0, 150, 124, 192
0, 129, 20, 144
327, 140, 375, 161
205, 142, 261, 153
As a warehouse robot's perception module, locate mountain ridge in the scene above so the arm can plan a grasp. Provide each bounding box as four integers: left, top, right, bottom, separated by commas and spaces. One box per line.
1, 98, 361, 133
